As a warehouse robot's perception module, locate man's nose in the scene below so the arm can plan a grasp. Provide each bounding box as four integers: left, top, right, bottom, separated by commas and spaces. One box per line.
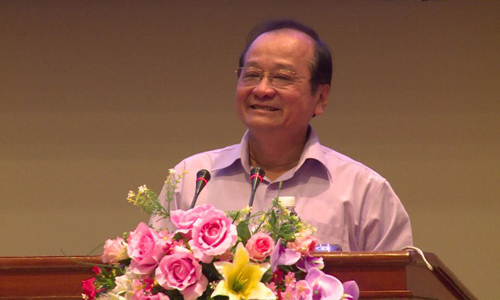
252, 76, 276, 99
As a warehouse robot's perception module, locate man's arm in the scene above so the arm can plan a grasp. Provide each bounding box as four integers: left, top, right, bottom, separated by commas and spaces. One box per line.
358, 180, 413, 251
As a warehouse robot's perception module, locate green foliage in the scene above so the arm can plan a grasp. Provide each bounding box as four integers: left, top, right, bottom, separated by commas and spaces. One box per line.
127, 188, 162, 215
236, 220, 251, 245
251, 197, 310, 243
126, 169, 187, 219
94, 265, 126, 292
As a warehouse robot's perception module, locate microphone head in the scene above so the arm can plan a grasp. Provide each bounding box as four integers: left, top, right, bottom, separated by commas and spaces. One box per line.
250, 166, 265, 177
250, 167, 265, 184
190, 169, 211, 209
196, 169, 211, 182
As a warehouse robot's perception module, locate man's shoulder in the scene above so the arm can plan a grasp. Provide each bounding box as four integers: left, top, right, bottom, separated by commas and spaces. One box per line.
183, 143, 240, 160
317, 144, 386, 181
175, 143, 241, 170
317, 144, 363, 166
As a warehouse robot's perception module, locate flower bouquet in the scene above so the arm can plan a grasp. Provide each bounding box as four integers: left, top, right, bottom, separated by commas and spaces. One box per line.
82, 170, 359, 300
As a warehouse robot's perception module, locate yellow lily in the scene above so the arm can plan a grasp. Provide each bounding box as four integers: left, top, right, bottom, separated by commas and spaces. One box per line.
212, 243, 276, 300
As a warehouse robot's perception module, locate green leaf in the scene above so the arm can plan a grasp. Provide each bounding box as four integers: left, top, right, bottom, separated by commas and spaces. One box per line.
236, 221, 251, 245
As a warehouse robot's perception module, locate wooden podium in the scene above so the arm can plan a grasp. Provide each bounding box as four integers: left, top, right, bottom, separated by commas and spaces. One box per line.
0, 252, 476, 300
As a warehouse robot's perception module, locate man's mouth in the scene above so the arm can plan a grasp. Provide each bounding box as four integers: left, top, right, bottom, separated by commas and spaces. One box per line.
251, 105, 279, 111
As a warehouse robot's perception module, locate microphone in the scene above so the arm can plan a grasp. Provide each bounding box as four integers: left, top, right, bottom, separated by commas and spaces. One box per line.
189, 169, 211, 209
247, 167, 265, 214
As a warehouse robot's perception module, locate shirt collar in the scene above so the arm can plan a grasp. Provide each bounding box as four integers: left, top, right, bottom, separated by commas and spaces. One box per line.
209, 132, 249, 173
287, 126, 331, 181
210, 126, 331, 180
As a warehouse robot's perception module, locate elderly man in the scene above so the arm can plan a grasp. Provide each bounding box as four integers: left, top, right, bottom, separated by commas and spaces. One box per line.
151, 20, 413, 251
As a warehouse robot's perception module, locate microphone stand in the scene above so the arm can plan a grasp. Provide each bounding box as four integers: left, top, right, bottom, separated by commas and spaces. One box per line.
247, 167, 265, 218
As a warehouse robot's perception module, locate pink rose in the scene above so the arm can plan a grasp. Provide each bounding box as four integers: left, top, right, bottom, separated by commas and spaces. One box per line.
102, 237, 128, 265
155, 246, 208, 300
287, 235, 318, 256
188, 208, 238, 263
127, 222, 170, 275
171, 204, 215, 236
245, 232, 275, 261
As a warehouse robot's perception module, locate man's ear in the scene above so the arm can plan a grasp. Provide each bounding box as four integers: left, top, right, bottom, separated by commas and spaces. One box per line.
313, 84, 330, 117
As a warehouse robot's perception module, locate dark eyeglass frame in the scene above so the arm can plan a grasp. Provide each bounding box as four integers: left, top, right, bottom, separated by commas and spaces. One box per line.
235, 66, 306, 88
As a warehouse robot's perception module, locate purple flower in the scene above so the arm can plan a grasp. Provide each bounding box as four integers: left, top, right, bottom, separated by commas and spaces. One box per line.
296, 255, 324, 272
295, 280, 313, 300
342, 280, 359, 300
305, 267, 344, 300
270, 239, 301, 272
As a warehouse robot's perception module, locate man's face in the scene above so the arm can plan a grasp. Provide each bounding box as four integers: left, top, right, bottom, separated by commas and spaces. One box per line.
235, 30, 329, 135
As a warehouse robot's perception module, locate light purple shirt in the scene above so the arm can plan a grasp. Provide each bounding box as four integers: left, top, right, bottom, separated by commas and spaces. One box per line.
150, 128, 413, 251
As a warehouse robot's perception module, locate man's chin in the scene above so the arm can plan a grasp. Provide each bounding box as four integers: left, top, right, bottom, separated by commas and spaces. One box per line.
244, 121, 283, 133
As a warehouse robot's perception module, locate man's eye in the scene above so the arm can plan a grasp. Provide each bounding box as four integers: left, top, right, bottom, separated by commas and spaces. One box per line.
243, 72, 261, 78
274, 74, 294, 82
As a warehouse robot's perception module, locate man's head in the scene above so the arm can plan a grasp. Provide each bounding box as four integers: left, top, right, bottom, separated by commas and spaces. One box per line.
235, 21, 331, 136
238, 19, 332, 93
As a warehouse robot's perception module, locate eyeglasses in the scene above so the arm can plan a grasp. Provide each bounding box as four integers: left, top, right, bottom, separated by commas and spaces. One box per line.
235, 66, 306, 88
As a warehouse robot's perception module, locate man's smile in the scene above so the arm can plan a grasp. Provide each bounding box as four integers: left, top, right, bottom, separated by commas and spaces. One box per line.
250, 105, 279, 111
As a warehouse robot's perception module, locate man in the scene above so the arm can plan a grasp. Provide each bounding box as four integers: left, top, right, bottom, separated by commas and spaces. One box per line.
151, 20, 413, 251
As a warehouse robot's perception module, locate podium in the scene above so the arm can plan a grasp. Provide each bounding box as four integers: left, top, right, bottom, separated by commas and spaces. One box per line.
0, 252, 476, 299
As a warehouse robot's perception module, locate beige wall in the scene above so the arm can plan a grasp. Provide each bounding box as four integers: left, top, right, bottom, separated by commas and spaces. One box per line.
1, 1, 498, 298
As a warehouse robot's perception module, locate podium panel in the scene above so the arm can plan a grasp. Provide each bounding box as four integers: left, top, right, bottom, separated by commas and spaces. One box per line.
0, 256, 101, 300
0, 252, 475, 300
320, 252, 475, 300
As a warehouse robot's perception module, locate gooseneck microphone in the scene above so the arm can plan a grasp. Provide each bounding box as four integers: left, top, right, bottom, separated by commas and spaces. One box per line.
247, 167, 265, 214
189, 169, 211, 209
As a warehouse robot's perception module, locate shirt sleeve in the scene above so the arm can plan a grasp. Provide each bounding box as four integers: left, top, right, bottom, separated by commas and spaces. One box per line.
358, 179, 413, 251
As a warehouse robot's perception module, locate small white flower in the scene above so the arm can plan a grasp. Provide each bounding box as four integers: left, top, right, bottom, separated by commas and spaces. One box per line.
100, 293, 126, 300
96, 292, 119, 300
127, 191, 135, 198
111, 272, 135, 299
138, 185, 148, 193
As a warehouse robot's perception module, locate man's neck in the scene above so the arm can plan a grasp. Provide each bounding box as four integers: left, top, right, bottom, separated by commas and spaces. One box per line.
247, 127, 309, 181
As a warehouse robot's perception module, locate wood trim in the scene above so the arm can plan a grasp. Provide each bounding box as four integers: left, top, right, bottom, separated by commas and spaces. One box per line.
0, 252, 476, 299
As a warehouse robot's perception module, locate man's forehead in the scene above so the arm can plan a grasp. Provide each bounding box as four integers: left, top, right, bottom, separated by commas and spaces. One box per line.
253, 29, 315, 48
244, 30, 315, 67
